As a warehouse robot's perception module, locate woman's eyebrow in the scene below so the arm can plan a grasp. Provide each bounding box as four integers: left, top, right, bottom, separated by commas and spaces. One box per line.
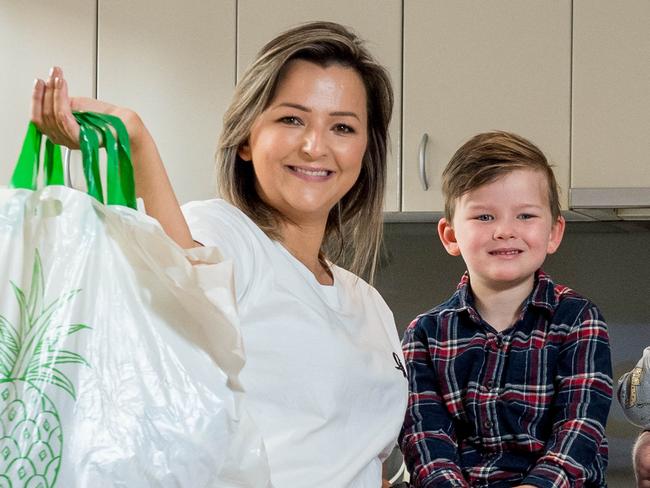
274, 102, 310, 112
272, 102, 361, 121
330, 111, 361, 121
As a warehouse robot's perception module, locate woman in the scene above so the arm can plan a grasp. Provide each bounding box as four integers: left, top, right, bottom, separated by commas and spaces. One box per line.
32, 21, 407, 487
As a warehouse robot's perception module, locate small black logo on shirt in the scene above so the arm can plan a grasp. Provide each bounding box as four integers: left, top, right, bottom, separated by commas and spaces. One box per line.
393, 352, 407, 378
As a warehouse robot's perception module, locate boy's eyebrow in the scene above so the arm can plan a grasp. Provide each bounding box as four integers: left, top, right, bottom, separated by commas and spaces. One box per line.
463, 202, 545, 210
463, 202, 491, 209
515, 203, 546, 209
272, 102, 361, 121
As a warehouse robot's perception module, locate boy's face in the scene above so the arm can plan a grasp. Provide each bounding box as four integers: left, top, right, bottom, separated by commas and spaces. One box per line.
438, 168, 565, 292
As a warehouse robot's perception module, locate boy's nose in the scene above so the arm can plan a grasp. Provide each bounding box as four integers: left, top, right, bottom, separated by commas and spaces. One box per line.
493, 223, 516, 240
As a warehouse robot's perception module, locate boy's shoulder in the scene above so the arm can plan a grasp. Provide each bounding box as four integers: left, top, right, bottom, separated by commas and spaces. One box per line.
533, 271, 605, 328
545, 271, 596, 305
405, 289, 465, 336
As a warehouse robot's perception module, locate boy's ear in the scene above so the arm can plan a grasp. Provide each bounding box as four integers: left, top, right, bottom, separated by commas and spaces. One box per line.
546, 215, 566, 255
438, 218, 461, 256
238, 141, 252, 161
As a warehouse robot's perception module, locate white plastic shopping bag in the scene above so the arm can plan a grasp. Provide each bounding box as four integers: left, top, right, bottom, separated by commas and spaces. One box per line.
0, 117, 271, 487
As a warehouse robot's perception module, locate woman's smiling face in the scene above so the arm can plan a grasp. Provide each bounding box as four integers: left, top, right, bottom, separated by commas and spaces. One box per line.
238, 59, 368, 227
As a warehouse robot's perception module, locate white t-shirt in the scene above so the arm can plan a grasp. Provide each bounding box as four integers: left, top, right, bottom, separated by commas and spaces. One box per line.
182, 199, 408, 488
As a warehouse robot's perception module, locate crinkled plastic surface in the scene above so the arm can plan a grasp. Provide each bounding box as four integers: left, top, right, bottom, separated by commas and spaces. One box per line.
618, 346, 650, 429
0, 185, 272, 487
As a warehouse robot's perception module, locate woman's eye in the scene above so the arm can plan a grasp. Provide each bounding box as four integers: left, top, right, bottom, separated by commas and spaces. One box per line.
279, 116, 302, 126
476, 214, 493, 222
333, 123, 355, 134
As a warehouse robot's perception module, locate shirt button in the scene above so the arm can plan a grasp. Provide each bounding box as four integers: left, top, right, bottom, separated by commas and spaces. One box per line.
484, 420, 493, 430
486, 380, 495, 389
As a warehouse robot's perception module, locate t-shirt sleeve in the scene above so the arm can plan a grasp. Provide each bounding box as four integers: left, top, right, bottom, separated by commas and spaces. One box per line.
181, 200, 257, 302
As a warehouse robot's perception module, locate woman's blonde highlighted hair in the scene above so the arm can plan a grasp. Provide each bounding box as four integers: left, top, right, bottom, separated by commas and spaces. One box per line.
217, 21, 392, 282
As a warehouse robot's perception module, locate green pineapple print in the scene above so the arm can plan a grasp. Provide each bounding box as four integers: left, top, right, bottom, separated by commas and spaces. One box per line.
0, 250, 90, 487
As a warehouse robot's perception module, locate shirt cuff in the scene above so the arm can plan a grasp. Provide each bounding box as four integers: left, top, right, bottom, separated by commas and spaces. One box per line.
523, 463, 571, 488
417, 469, 469, 488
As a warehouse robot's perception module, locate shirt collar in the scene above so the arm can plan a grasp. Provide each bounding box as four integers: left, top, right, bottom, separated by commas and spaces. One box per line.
454, 269, 557, 323
527, 269, 558, 314
455, 273, 481, 323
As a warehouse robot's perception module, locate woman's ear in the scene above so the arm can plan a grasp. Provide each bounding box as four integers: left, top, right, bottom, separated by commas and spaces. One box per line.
438, 218, 461, 256
238, 142, 252, 162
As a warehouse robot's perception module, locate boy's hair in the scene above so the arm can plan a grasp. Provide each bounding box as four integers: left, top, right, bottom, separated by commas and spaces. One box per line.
441, 131, 561, 222
217, 21, 392, 282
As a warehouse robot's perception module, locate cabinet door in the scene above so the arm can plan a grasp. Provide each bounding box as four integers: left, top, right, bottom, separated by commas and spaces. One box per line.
572, 0, 650, 189
0, 1, 95, 185
237, 0, 402, 211
403, 0, 571, 212
98, 0, 236, 204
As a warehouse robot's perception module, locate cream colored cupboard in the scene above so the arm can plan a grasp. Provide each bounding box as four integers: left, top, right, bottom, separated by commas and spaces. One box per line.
402, 0, 572, 212
236, 0, 403, 212
5, 2, 648, 217
97, 0, 236, 204
0, 1, 96, 186
571, 0, 650, 193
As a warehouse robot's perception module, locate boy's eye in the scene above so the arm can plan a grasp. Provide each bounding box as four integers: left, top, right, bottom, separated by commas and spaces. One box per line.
279, 116, 302, 126
333, 123, 355, 134
476, 214, 494, 222
518, 213, 536, 220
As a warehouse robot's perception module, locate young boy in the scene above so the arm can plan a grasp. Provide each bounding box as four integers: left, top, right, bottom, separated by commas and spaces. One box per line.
399, 131, 613, 487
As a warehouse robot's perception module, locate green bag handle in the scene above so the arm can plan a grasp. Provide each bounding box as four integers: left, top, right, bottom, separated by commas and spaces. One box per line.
74, 112, 136, 209
9, 114, 137, 210
76, 121, 105, 204
44, 139, 65, 186
9, 122, 64, 189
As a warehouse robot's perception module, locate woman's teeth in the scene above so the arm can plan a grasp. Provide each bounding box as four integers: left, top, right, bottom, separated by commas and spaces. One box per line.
293, 167, 329, 177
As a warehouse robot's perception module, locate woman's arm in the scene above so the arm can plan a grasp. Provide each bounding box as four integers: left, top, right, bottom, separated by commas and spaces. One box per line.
32, 66, 197, 249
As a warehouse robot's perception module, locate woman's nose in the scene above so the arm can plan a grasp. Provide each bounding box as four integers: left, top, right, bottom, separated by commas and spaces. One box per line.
301, 127, 327, 160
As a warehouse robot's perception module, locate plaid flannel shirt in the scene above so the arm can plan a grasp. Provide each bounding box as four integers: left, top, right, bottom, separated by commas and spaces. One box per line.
399, 270, 612, 488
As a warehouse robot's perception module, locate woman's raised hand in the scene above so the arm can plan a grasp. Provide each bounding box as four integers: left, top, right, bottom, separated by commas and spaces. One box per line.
31, 67, 195, 248
31, 66, 142, 148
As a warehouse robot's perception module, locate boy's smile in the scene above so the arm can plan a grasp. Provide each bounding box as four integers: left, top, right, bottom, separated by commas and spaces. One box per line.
438, 169, 565, 294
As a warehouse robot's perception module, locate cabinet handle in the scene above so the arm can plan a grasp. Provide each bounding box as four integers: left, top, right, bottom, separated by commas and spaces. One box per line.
418, 133, 429, 191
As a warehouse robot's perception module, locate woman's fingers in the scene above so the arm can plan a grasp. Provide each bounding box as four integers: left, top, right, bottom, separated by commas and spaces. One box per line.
41, 68, 56, 128
31, 66, 143, 150
53, 76, 80, 147
31, 66, 80, 148
31, 78, 45, 126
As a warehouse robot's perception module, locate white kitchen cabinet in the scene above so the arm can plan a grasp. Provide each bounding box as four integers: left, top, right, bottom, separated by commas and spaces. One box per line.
0, 1, 95, 186
97, 0, 236, 204
571, 0, 650, 201
237, 0, 403, 212
402, 0, 571, 212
